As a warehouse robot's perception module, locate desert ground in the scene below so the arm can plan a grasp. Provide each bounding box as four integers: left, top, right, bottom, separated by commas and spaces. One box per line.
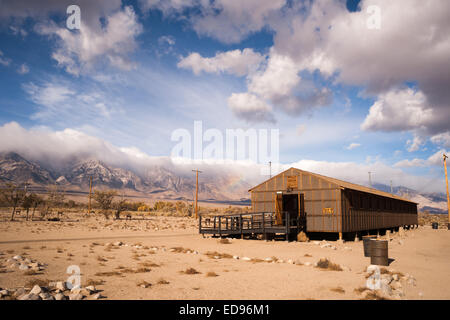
0, 211, 449, 300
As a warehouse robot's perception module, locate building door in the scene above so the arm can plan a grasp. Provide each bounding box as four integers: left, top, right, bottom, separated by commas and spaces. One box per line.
282, 194, 298, 226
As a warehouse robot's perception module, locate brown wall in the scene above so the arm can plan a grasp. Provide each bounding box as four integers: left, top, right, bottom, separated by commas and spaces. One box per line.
250, 168, 418, 233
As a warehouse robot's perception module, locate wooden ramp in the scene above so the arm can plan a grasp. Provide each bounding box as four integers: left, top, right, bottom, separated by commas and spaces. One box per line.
199, 212, 301, 241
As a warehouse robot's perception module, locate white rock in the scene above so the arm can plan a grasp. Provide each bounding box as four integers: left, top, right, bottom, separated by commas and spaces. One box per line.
69, 293, 84, 300
392, 274, 399, 281
92, 293, 103, 300
313, 241, 320, 245
264, 257, 273, 262
19, 264, 29, 270
277, 259, 284, 263
391, 281, 402, 290
304, 262, 312, 266
13, 255, 23, 260
330, 246, 337, 250
320, 243, 331, 249
344, 247, 352, 251
39, 292, 51, 300
56, 281, 66, 291
241, 257, 251, 261
30, 285, 43, 295
287, 259, 294, 264
380, 283, 393, 297
233, 255, 239, 260
0, 289, 9, 296
54, 293, 66, 300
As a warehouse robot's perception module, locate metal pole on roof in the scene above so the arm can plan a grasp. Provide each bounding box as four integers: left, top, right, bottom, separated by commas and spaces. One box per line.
269, 161, 272, 179
443, 154, 450, 230
368, 172, 372, 188
390, 180, 393, 194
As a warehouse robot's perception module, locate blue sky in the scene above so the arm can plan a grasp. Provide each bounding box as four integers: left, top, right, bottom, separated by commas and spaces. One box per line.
0, 0, 449, 193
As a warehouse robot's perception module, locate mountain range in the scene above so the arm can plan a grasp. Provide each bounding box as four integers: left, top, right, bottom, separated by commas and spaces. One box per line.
0, 152, 447, 212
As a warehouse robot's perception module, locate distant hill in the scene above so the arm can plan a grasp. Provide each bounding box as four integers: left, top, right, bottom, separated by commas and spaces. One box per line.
0, 152, 447, 211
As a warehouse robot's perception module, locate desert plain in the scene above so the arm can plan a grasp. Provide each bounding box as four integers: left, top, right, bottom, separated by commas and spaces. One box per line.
0, 211, 449, 300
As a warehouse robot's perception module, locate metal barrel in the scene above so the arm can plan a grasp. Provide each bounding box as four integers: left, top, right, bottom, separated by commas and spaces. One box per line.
362, 235, 377, 257
432, 222, 438, 230
370, 239, 389, 266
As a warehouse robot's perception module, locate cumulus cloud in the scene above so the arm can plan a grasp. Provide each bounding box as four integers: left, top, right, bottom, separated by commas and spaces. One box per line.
361, 88, 434, 132
35, 6, 143, 75
394, 149, 448, 168
142, 0, 286, 44
431, 132, 450, 148
406, 135, 425, 152
227, 93, 275, 123
346, 143, 361, 150
178, 49, 265, 77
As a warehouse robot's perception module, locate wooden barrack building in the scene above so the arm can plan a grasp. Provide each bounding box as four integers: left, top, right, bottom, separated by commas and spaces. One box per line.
199, 167, 418, 240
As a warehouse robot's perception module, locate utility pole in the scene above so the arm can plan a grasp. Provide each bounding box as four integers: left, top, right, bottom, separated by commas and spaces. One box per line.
443, 154, 450, 230
269, 161, 272, 178
192, 170, 202, 219
390, 180, 393, 194
368, 172, 372, 188
88, 176, 93, 214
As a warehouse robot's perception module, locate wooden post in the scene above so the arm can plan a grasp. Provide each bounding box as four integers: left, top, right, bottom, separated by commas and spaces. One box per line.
199, 215, 202, 235
286, 211, 290, 241
88, 176, 93, 214
240, 214, 243, 239
192, 169, 202, 219
444, 154, 450, 230
218, 216, 221, 238
262, 213, 266, 239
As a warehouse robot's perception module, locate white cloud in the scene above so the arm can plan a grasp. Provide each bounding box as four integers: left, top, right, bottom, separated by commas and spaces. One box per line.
35, 6, 142, 76
178, 49, 265, 77
17, 63, 29, 74
361, 88, 434, 132
227, 92, 275, 123
346, 143, 361, 150
142, 0, 286, 44
393, 159, 426, 168
0, 121, 445, 193
406, 135, 424, 152
0, 50, 11, 66
23, 81, 117, 120
431, 132, 450, 148
393, 149, 448, 168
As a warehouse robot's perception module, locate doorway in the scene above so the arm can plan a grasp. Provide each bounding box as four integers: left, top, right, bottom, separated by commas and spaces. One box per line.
275, 193, 306, 231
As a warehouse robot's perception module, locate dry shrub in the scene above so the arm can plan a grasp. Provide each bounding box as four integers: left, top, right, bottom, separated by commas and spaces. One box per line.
304, 254, 312, 257
315, 258, 343, 271
170, 247, 192, 253
86, 279, 105, 286
24, 270, 38, 276
137, 280, 152, 288
206, 272, 218, 277
250, 258, 264, 263
330, 287, 345, 294
95, 271, 122, 277
157, 279, 170, 285
362, 291, 390, 300
25, 278, 49, 288
354, 287, 368, 295
97, 256, 108, 262
182, 268, 201, 275
218, 238, 231, 244
205, 251, 233, 259
139, 261, 160, 268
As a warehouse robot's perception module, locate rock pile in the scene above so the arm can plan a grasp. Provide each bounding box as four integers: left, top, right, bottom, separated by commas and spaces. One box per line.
362, 265, 417, 300
0, 282, 105, 300
5, 255, 46, 272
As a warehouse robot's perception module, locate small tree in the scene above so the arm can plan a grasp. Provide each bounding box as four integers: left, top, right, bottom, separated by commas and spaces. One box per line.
114, 198, 128, 220
93, 190, 117, 219
30, 194, 43, 221
22, 193, 36, 221
0, 183, 27, 221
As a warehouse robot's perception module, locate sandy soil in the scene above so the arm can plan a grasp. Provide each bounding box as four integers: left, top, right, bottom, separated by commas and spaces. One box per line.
0, 212, 449, 300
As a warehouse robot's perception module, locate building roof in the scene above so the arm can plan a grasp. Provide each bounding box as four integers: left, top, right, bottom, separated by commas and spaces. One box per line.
249, 167, 417, 204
